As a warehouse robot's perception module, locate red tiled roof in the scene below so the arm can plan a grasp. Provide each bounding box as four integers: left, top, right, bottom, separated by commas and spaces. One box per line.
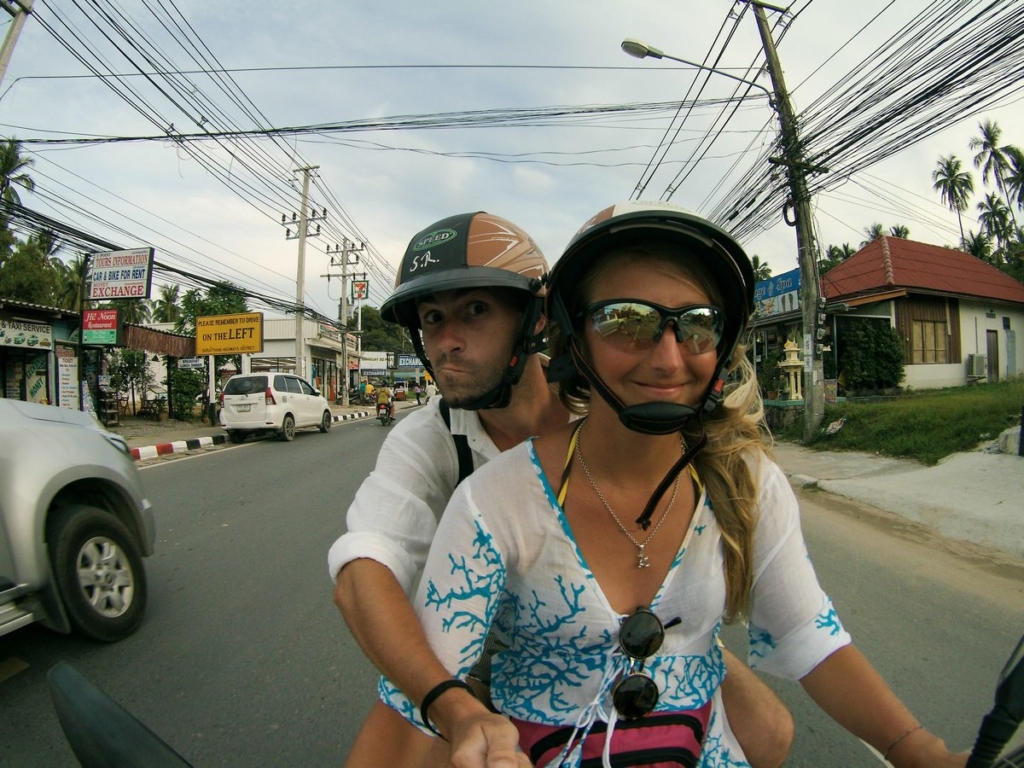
820, 236, 1024, 306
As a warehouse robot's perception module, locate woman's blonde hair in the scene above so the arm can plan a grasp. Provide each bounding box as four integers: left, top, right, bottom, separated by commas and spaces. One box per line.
549, 242, 767, 620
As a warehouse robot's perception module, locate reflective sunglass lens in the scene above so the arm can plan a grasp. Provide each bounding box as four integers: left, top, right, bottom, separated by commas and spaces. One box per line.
589, 303, 722, 352
613, 673, 660, 720
619, 610, 664, 659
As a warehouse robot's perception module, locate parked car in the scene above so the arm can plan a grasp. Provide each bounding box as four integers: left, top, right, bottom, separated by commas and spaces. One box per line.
219, 373, 332, 442
0, 400, 156, 642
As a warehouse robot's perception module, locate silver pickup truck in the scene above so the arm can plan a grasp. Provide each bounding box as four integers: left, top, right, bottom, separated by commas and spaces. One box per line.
0, 399, 155, 642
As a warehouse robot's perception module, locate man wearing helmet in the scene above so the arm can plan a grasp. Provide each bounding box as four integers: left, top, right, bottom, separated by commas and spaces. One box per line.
330, 212, 571, 767
330, 210, 791, 768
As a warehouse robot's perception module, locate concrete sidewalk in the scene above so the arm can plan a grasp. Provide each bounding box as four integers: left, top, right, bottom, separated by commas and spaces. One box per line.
773, 440, 1024, 560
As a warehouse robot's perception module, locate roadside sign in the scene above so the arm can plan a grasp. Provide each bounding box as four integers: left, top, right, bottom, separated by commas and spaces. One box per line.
88, 248, 155, 300
397, 354, 420, 368
195, 312, 264, 355
82, 308, 121, 345
177, 357, 205, 370
352, 280, 368, 300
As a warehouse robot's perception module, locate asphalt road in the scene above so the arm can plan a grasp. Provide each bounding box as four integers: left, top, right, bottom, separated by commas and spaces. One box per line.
0, 414, 1021, 766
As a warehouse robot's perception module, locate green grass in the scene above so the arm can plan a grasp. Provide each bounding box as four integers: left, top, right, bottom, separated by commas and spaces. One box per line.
773, 379, 1024, 465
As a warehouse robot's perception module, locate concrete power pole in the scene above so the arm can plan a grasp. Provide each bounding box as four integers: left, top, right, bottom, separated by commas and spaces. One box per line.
748, 1, 825, 440
283, 165, 323, 379
325, 238, 364, 405
0, 0, 34, 90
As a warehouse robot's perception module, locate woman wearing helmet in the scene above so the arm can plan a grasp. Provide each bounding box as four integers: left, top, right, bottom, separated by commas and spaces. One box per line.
383, 202, 965, 767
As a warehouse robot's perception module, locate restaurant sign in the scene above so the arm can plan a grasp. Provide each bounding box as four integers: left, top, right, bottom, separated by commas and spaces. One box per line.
82, 308, 122, 345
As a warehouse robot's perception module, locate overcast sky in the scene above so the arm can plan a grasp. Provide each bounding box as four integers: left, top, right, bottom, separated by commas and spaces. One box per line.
2, 0, 1022, 321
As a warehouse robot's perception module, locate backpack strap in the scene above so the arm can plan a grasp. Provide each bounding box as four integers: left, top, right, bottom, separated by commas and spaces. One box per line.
439, 399, 474, 486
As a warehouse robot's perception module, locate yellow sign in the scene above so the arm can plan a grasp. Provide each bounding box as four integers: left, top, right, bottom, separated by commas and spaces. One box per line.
195, 312, 264, 355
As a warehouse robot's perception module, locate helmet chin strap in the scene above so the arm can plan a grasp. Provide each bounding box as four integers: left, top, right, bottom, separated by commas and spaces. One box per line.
567, 337, 712, 529
566, 337, 727, 435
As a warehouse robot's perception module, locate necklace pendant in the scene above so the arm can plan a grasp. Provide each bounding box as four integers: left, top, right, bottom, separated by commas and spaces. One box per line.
637, 550, 650, 569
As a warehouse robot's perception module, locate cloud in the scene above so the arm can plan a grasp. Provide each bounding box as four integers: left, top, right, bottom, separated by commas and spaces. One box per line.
1, 0, 1021, 320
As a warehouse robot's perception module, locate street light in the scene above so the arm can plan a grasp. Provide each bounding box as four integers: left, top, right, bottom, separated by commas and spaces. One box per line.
621, 38, 774, 105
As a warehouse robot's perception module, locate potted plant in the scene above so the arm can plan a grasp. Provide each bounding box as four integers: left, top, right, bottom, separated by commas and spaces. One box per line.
758, 350, 782, 400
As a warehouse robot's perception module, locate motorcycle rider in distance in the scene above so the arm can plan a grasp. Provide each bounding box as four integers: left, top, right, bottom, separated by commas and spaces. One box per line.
329, 210, 793, 768
376, 382, 395, 422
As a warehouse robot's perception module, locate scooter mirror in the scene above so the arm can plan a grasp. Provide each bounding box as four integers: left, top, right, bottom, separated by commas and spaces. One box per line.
996, 634, 1024, 722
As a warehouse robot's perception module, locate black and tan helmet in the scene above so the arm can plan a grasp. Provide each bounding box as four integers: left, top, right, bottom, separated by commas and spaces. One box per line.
380, 212, 549, 410
381, 212, 547, 326
547, 200, 755, 434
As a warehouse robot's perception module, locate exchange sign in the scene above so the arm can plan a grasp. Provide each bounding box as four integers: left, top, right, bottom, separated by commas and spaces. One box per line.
88, 248, 155, 300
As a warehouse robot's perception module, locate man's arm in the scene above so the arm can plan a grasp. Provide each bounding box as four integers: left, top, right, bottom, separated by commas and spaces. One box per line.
334, 550, 523, 763
334, 559, 452, 704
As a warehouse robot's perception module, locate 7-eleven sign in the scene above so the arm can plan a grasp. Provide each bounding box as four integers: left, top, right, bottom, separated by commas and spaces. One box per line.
351, 280, 369, 300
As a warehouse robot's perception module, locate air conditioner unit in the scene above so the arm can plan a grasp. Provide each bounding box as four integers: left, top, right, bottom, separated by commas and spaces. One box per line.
967, 354, 987, 377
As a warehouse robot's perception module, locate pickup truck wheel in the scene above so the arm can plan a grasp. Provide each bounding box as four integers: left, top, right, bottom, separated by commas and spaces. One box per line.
319, 410, 332, 433
279, 414, 296, 441
47, 505, 147, 642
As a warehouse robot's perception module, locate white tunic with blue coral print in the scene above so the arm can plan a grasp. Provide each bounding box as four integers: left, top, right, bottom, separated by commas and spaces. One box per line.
382, 440, 851, 767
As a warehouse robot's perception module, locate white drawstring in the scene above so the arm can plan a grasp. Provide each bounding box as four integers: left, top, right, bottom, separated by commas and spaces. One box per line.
547, 655, 629, 767
601, 707, 619, 768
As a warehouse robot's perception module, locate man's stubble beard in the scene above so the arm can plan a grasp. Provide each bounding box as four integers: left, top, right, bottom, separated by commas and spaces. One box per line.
433, 357, 506, 409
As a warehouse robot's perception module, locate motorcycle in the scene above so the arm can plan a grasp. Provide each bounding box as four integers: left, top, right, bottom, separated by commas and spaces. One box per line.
377, 401, 394, 426
46, 634, 1024, 767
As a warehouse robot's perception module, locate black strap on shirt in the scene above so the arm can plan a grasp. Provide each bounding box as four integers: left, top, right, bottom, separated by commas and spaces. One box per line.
439, 399, 474, 486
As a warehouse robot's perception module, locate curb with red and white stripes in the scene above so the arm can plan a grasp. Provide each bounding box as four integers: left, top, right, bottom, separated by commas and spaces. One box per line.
131, 435, 228, 461
129, 410, 371, 461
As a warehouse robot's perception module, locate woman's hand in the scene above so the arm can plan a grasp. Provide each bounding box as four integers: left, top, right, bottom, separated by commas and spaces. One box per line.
886, 728, 967, 768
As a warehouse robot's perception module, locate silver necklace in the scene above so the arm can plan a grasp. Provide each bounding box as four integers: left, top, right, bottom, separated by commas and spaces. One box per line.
575, 423, 682, 569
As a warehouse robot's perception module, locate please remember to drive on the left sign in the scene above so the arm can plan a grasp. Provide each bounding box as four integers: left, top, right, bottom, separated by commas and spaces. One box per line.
195, 313, 264, 355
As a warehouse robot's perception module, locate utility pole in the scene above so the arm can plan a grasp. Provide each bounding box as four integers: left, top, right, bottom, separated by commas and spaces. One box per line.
324, 239, 364, 405
0, 0, 34, 90
747, 0, 825, 440
282, 165, 323, 379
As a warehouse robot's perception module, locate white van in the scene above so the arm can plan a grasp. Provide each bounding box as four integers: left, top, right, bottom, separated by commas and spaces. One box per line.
220, 373, 332, 442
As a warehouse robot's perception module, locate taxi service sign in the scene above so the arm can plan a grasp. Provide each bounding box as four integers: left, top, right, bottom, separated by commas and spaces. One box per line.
195, 312, 264, 355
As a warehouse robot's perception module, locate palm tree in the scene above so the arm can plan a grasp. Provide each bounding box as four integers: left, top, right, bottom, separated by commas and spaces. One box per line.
860, 223, 885, 247
819, 243, 856, 275
961, 230, 994, 263
52, 254, 89, 311
932, 155, 974, 242
749, 254, 772, 282
1003, 147, 1024, 211
106, 298, 152, 325
152, 283, 182, 323
0, 138, 35, 205
889, 224, 910, 239
970, 120, 1020, 232
976, 193, 1013, 250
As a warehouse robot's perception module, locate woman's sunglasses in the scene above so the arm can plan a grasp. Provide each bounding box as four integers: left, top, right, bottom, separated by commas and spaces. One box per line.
611, 606, 668, 720
580, 300, 724, 354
